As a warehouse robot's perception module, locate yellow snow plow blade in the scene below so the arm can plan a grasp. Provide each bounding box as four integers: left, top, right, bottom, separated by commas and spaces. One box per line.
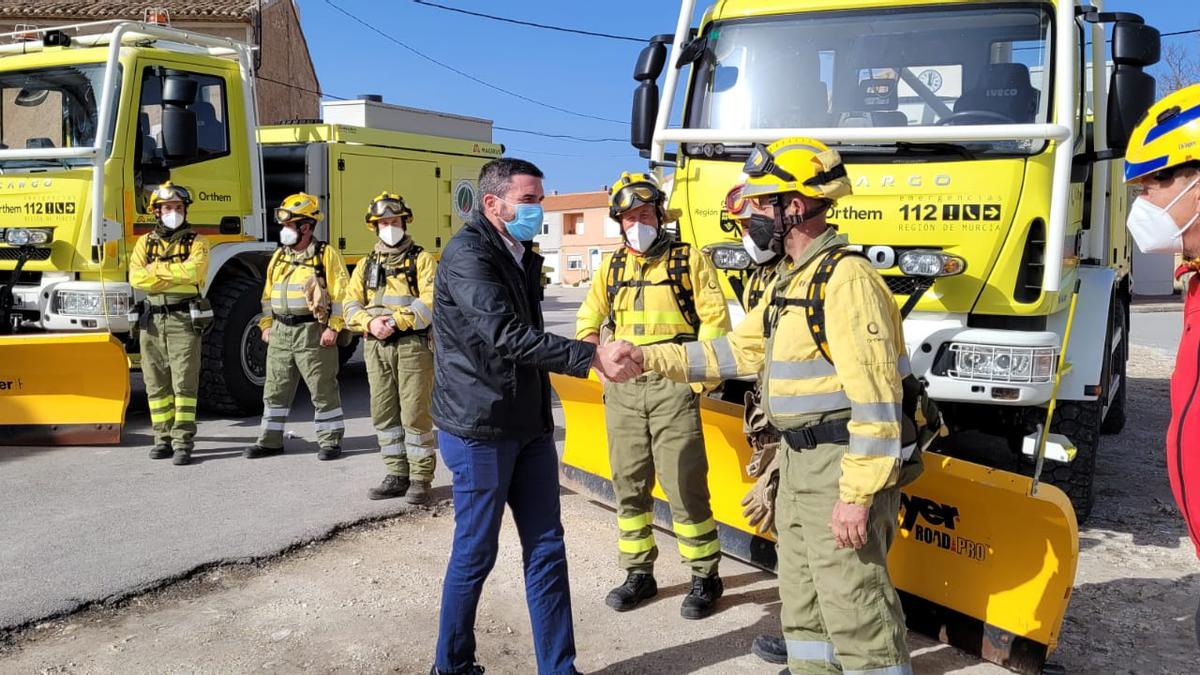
0, 333, 130, 445
554, 373, 1078, 674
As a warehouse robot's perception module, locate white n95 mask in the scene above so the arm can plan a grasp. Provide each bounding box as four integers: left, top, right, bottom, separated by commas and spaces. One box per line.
1127, 177, 1200, 254
625, 223, 658, 253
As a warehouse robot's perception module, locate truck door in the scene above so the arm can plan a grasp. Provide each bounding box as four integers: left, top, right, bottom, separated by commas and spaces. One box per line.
127, 62, 250, 241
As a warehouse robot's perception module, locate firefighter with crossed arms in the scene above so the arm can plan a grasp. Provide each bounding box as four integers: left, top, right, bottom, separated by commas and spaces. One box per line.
130, 181, 211, 466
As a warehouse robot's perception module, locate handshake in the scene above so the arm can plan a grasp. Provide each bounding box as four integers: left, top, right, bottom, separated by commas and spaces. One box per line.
590, 340, 644, 383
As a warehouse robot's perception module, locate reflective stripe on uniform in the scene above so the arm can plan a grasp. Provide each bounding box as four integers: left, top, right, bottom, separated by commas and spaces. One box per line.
314, 407, 344, 421
410, 300, 432, 330
149, 408, 175, 424
618, 536, 656, 554
711, 338, 740, 379
618, 512, 652, 532
407, 445, 435, 458
898, 354, 912, 377
770, 359, 837, 380
769, 390, 851, 415
405, 430, 436, 446
786, 639, 838, 664
672, 518, 716, 538
330, 302, 343, 316
844, 665, 913, 675
174, 396, 197, 423
849, 433, 900, 457
380, 294, 414, 307
315, 420, 345, 433
261, 420, 285, 431
264, 406, 290, 418
685, 341, 708, 381
851, 401, 902, 424
381, 442, 406, 456
678, 539, 721, 560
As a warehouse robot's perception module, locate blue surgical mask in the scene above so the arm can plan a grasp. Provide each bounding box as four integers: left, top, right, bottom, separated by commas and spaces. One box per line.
501, 200, 544, 241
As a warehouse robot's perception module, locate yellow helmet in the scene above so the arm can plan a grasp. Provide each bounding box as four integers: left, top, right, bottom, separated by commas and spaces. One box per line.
608, 171, 678, 223
275, 192, 323, 225
739, 138, 852, 203
364, 191, 413, 228
146, 181, 192, 213
1125, 84, 1200, 184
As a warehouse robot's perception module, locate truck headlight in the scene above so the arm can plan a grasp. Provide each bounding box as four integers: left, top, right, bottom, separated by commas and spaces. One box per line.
898, 249, 965, 277
1, 228, 53, 246
948, 344, 1057, 383
55, 289, 131, 316
706, 244, 752, 270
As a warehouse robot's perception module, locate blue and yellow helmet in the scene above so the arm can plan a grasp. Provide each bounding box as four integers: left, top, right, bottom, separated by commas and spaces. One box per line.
1125, 83, 1200, 183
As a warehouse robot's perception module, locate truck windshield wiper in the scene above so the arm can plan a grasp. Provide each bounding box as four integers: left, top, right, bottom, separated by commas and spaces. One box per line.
894, 142, 976, 160
838, 142, 976, 161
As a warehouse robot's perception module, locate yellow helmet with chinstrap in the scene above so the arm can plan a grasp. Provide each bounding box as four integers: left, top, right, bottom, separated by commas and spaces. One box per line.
739, 138, 852, 203
275, 192, 323, 224
364, 192, 414, 228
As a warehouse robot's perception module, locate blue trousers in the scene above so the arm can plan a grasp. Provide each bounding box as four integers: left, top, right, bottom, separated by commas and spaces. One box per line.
434, 431, 576, 674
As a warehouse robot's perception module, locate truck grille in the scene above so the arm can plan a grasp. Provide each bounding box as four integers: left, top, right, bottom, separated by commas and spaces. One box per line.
0, 247, 51, 261
884, 276, 922, 296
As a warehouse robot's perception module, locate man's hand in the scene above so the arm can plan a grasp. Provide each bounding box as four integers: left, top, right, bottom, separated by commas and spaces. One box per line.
830, 499, 870, 550
369, 316, 395, 340
592, 340, 641, 383
260, 327, 271, 344
320, 327, 338, 348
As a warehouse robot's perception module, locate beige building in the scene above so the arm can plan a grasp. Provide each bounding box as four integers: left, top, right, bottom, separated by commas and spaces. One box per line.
542, 191, 624, 287
0, 0, 320, 125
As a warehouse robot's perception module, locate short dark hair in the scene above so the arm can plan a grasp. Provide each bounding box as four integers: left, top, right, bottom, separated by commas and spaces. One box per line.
478, 158, 544, 211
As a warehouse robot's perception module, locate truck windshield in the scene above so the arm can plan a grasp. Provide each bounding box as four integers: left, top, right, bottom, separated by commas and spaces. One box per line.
0, 63, 115, 169
684, 5, 1053, 158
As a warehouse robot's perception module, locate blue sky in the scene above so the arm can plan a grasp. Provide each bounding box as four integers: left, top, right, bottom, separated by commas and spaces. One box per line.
297, 0, 1198, 194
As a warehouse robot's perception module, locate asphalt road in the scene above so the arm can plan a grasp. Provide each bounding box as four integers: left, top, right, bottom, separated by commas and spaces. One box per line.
0, 285, 1183, 634
0, 290, 583, 632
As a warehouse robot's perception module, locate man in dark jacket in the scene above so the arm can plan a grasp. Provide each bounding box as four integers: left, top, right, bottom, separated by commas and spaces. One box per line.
430, 158, 638, 675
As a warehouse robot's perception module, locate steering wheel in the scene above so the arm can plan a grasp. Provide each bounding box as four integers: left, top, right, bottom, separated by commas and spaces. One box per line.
936, 110, 1017, 126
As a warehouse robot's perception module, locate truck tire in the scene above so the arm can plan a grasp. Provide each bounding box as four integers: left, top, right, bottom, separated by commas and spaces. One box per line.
1101, 297, 1128, 435
1024, 400, 1102, 523
199, 272, 268, 415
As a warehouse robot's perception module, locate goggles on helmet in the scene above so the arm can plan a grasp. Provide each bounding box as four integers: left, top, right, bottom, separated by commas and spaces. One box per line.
368, 198, 411, 220
612, 183, 662, 213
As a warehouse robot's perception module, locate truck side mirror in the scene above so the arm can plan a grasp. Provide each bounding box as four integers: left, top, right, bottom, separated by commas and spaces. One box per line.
1107, 20, 1161, 151
631, 41, 669, 152
634, 42, 667, 82
162, 75, 199, 160
631, 80, 660, 151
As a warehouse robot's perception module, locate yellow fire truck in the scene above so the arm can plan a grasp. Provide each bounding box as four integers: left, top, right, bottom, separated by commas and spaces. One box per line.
554, 1, 1161, 671
0, 20, 499, 443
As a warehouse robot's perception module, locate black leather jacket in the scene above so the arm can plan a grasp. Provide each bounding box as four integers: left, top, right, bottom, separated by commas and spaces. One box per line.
432, 214, 596, 441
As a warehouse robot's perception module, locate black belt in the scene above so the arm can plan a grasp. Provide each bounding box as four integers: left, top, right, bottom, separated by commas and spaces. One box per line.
782, 419, 850, 450
146, 301, 192, 315
274, 313, 318, 326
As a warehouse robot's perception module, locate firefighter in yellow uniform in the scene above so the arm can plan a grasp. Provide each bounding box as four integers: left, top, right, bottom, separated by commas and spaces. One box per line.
576, 172, 731, 619
630, 139, 912, 674
129, 182, 211, 466
245, 193, 351, 461
345, 193, 438, 504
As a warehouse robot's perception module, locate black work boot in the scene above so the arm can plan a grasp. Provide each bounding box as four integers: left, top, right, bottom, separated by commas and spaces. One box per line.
406, 479, 432, 506
149, 444, 172, 460
367, 474, 410, 500
680, 574, 723, 620
752, 634, 788, 665
317, 446, 342, 461
604, 572, 657, 612
172, 449, 192, 466
243, 445, 283, 459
